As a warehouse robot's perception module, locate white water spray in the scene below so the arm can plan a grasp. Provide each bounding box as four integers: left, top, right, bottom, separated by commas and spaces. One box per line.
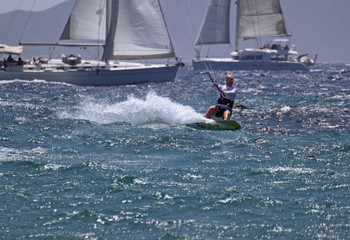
59, 92, 211, 126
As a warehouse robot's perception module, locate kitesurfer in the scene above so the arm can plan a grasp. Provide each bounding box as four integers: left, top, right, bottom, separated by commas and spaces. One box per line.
205, 74, 237, 120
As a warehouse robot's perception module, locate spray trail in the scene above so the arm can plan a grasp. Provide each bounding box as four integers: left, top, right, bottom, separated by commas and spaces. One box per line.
59, 92, 210, 126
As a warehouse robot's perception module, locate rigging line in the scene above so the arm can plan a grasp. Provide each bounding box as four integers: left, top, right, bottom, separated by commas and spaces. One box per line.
19, 0, 37, 44
2, 0, 23, 44
83, 47, 99, 60
185, 0, 199, 33
185, 0, 214, 74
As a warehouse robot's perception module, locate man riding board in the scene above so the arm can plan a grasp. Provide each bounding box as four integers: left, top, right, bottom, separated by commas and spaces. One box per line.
205, 74, 237, 120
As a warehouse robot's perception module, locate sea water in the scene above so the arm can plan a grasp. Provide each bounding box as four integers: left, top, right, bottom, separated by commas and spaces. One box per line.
0, 64, 349, 239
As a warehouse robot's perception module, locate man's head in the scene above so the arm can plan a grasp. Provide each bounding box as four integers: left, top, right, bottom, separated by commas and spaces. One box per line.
225, 74, 234, 86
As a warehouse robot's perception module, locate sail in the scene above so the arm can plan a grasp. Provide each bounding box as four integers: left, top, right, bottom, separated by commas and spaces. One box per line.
236, 0, 288, 39
60, 0, 107, 42
194, 0, 231, 53
102, 0, 175, 60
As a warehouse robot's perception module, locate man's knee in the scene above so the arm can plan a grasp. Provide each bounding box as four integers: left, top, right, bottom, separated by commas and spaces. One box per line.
206, 105, 217, 118
223, 110, 232, 120
209, 105, 217, 111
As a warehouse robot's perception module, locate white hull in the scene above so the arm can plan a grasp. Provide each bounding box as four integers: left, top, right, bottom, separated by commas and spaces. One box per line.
0, 64, 180, 86
192, 58, 309, 71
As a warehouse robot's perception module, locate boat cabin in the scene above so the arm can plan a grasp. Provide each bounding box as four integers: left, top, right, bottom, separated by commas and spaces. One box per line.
230, 39, 299, 63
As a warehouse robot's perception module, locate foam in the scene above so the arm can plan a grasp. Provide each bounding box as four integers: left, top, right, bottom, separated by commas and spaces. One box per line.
59, 91, 211, 126
0, 79, 73, 86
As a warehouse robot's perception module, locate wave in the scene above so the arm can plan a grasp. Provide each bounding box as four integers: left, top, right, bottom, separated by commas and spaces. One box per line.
0, 146, 48, 162
0, 79, 74, 86
265, 166, 316, 174
58, 91, 210, 126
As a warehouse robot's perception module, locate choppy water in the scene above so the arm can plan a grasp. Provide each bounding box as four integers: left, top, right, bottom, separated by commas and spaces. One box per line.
1, 64, 349, 239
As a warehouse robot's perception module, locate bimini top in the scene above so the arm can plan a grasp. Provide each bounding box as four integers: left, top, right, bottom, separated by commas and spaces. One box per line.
0, 44, 23, 55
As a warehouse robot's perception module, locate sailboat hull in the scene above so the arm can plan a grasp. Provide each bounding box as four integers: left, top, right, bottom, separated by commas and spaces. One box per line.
0, 65, 180, 86
192, 58, 309, 71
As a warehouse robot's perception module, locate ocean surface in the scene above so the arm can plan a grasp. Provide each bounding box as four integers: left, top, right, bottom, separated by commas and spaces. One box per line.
1, 64, 349, 239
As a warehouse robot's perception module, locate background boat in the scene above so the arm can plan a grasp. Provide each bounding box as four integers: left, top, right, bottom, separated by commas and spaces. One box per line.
193, 0, 317, 71
0, 0, 184, 86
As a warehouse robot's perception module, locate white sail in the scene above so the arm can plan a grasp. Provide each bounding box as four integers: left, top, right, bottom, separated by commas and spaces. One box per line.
103, 0, 175, 60
194, 0, 231, 54
236, 0, 288, 40
60, 0, 107, 42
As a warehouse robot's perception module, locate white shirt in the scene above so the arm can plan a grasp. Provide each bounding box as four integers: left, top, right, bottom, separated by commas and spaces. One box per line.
216, 84, 237, 102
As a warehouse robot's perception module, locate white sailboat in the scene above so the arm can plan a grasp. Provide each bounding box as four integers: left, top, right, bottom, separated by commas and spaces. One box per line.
0, 0, 184, 86
192, 0, 316, 71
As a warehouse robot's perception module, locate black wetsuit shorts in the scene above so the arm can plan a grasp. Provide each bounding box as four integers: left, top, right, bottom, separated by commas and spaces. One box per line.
215, 104, 232, 118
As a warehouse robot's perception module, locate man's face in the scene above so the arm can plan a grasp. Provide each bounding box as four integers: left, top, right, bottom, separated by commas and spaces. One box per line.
226, 75, 234, 86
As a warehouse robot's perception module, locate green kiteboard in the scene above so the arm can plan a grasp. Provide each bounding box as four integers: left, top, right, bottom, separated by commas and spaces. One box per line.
185, 120, 241, 131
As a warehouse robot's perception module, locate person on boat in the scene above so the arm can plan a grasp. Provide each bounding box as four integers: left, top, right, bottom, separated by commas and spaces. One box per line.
205, 74, 237, 120
17, 57, 23, 65
7, 55, 15, 63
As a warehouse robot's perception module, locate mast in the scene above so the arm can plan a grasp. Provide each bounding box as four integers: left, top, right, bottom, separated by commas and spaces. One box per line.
106, 0, 110, 40
102, 0, 118, 60
234, 0, 240, 52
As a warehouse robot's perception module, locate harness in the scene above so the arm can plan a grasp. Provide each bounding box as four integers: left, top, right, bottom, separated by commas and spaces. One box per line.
216, 97, 234, 108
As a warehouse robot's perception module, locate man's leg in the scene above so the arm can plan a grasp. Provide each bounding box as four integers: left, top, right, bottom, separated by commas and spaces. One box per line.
205, 105, 217, 119
222, 110, 231, 120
